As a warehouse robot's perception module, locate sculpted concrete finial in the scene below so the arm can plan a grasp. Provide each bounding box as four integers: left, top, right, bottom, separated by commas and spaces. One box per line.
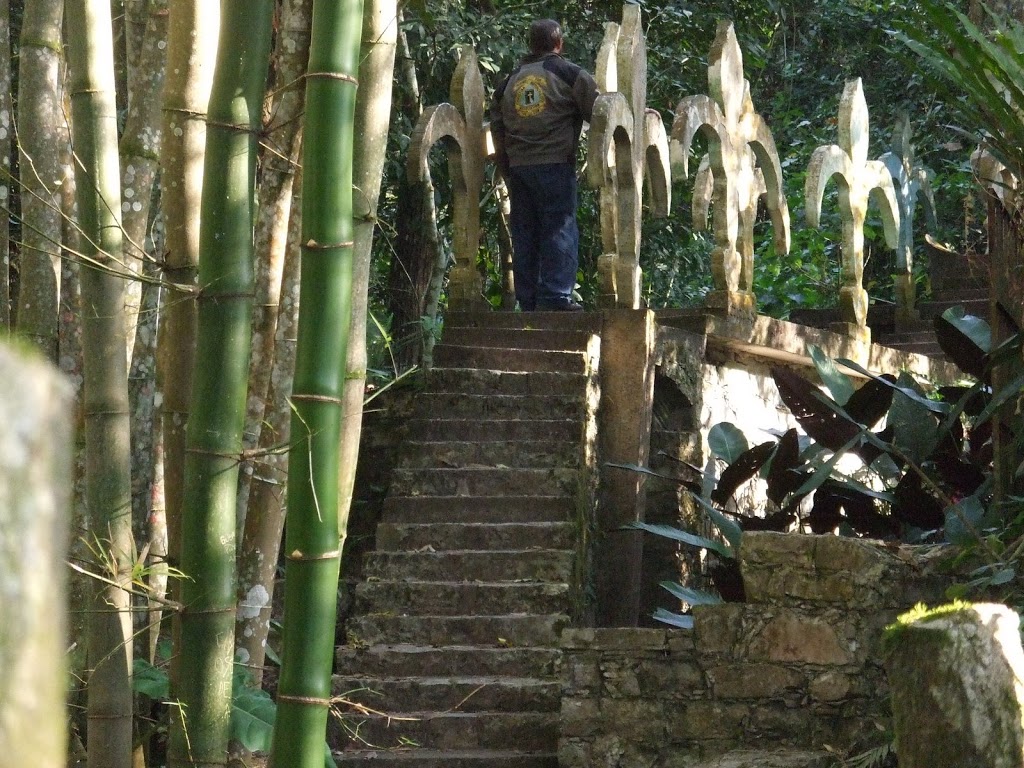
879, 114, 936, 323
806, 78, 899, 342
671, 20, 790, 318
407, 46, 486, 310
587, 3, 671, 309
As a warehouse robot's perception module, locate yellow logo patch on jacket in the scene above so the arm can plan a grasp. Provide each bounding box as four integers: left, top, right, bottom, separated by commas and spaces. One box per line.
513, 75, 547, 117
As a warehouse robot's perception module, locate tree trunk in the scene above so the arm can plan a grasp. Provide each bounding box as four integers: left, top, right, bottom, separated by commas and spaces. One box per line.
167, 0, 274, 764
237, 0, 311, 538
65, 0, 136, 766
0, 345, 73, 768
341, 0, 397, 557
0, 0, 11, 328
15, 0, 65, 359
268, 0, 364, 764
155, 0, 218, 625
236, 158, 303, 684
387, 13, 442, 371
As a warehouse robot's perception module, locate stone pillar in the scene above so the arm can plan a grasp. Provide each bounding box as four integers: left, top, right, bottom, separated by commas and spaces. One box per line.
0, 344, 73, 768
595, 309, 657, 626
884, 603, 1024, 768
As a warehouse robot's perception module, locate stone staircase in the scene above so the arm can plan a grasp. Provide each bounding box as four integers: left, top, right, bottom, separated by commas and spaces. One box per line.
332, 311, 602, 767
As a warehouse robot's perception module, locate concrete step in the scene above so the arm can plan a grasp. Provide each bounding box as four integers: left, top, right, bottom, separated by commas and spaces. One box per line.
375, 521, 575, 552
381, 496, 574, 524
919, 297, 989, 320
397, 440, 579, 471
363, 549, 573, 583
433, 344, 590, 374
346, 613, 570, 648
445, 310, 602, 333
335, 644, 560, 680
355, 580, 571, 616
329, 712, 557, 753
931, 285, 989, 302
333, 748, 558, 767
333, 675, 561, 715
413, 392, 585, 421
441, 326, 593, 352
404, 418, 580, 443
330, 710, 558, 753
425, 368, 589, 397
388, 467, 579, 497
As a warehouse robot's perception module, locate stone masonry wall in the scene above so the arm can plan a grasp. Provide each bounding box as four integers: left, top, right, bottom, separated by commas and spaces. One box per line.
560, 532, 954, 767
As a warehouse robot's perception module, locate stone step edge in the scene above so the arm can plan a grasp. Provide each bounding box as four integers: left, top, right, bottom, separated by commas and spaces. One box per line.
335, 674, 558, 686
333, 748, 558, 760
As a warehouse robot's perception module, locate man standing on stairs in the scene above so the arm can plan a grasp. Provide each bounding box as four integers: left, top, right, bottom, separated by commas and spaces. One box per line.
490, 18, 599, 312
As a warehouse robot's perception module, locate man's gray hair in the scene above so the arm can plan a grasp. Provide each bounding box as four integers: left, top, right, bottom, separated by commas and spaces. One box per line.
529, 19, 563, 54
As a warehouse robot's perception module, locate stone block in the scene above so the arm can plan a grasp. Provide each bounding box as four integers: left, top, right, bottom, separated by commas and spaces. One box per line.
636, 658, 705, 697
565, 655, 603, 693
601, 662, 642, 697
808, 671, 853, 702
747, 704, 813, 741
694, 604, 743, 656
747, 613, 852, 666
741, 532, 816, 568
561, 696, 601, 738
675, 701, 750, 741
600, 700, 668, 745
707, 663, 804, 699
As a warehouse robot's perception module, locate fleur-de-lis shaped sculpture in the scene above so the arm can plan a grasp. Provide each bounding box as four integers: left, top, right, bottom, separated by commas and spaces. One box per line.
671, 20, 790, 316
805, 78, 899, 342
879, 114, 936, 323
407, 46, 485, 310
587, 3, 671, 308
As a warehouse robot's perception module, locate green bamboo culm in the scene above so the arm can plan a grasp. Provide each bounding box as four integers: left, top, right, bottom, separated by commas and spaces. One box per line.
166, 0, 274, 765
64, 1, 136, 767
268, 0, 364, 765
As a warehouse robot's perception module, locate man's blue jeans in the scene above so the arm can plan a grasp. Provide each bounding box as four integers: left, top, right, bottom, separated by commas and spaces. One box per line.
506, 162, 579, 310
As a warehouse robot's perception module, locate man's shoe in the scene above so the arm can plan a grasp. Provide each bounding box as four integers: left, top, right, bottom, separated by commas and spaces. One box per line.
537, 298, 583, 312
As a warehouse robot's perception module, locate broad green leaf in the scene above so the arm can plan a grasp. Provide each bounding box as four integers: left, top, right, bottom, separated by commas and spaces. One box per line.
627, 521, 733, 559
230, 684, 276, 753
652, 608, 694, 629
809, 344, 855, 405
935, 306, 991, 378
791, 431, 866, 499
944, 494, 985, 546
708, 422, 748, 464
660, 581, 724, 606
132, 659, 170, 700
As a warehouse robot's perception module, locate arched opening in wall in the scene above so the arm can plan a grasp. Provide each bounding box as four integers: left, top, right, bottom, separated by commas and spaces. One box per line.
639, 371, 700, 625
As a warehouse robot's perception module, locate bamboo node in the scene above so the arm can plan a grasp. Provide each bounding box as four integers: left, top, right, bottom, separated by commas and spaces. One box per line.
277, 693, 331, 707
291, 393, 344, 406
305, 71, 359, 86
303, 239, 355, 250
286, 549, 342, 562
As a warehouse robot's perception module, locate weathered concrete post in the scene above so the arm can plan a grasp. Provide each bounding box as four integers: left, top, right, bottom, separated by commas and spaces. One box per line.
588, 4, 671, 309
884, 603, 1024, 768
879, 114, 936, 324
670, 20, 790, 320
595, 309, 658, 626
0, 344, 73, 768
805, 78, 900, 343
407, 46, 486, 310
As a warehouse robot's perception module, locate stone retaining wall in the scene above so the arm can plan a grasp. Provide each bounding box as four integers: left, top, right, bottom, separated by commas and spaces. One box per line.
559, 531, 954, 766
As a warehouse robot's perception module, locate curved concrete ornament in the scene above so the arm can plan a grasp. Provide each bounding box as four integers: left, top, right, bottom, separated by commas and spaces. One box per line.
587, 4, 671, 309
806, 78, 899, 342
407, 46, 486, 310
879, 114, 937, 323
671, 20, 790, 316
